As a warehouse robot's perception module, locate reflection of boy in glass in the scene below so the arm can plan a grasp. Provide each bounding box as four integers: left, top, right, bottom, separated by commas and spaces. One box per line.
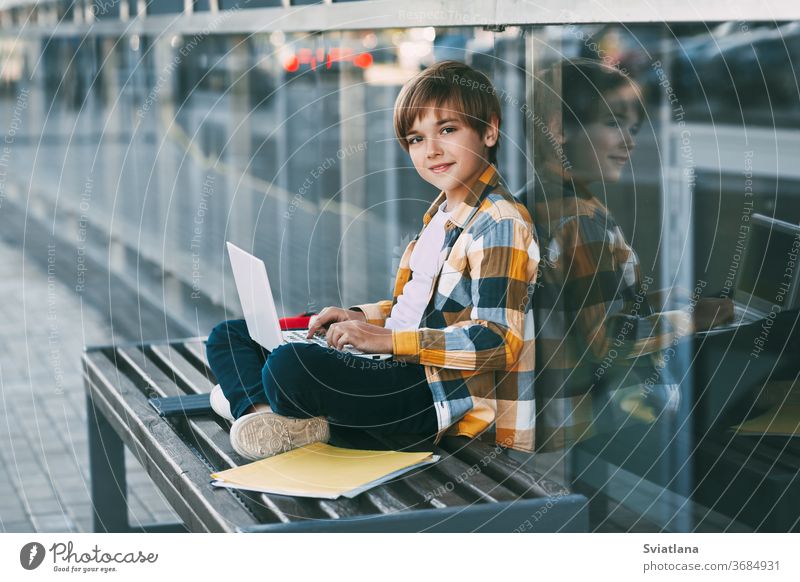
528, 59, 732, 451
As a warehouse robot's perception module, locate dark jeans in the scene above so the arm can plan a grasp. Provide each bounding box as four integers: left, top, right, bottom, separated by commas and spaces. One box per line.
205, 319, 438, 437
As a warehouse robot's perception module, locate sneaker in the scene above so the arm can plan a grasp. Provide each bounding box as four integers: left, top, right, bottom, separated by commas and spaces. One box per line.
229, 411, 330, 461
209, 384, 235, 422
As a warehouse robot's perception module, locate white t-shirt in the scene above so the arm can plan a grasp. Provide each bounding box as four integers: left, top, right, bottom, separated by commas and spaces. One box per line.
385, 202, 452, 330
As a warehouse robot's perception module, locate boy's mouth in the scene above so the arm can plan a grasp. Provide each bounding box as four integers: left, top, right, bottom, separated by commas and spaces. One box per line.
429, 162, 454, 173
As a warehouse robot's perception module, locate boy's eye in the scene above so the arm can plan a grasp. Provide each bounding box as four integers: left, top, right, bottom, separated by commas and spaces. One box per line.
607, 116, 641, 135
441, 126, 456, 134
407, 136, 422, 145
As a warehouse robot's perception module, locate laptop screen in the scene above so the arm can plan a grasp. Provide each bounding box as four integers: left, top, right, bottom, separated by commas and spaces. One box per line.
737, 220, 799, 306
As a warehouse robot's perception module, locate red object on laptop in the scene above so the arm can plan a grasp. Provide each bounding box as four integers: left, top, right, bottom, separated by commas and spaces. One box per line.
278, 312, 316, 331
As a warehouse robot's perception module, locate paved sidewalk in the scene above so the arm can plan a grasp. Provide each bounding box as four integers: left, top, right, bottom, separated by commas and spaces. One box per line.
0, 237, 180, 533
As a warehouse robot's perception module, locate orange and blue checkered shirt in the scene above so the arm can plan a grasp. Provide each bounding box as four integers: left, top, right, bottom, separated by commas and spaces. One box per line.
353, 165, 540, 452
531, 174, 693, 451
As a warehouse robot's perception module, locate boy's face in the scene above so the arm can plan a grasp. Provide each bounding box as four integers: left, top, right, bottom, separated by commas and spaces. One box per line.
404, 106, 498, 202
564, 84, 641, 184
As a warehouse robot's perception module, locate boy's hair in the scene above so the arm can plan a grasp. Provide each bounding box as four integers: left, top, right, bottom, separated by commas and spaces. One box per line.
558, 58, 644, 129
532, 58, 644, 164
394, 61, 502, 164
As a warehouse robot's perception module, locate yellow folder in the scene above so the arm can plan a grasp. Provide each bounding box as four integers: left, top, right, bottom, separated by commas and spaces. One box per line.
211, 442, 438, 499
733, 380, 800, 437
733, 404, 800, 437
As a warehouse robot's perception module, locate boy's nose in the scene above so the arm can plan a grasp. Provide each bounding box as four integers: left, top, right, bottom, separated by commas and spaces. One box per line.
426, 138, 443, 157
623, 129, 636, 151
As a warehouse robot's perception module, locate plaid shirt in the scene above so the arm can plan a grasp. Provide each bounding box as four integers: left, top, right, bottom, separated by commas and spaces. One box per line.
353, 165, 540, 452
532, 174, 692, 451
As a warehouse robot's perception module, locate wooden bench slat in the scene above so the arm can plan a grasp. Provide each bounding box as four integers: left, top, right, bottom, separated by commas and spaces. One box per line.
148, 344, 215, 395
392, 466, 473, 509
256, 493, 333, 521
359, 486, 413, 514
431, 451, 519, 503
440, 437, 569, 498
318, 497, 369, 519
136, 344, 195, 394
181, 340, 215, 379
117, 347, 187, 398
116, 346, 236, 467
84, 351, 270, 531
309, 482, 409, 519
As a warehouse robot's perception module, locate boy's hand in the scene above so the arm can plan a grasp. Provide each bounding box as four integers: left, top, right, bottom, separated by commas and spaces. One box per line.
693, 298, 734, 331
306, 306, 367, 339
325, 321, 393, 354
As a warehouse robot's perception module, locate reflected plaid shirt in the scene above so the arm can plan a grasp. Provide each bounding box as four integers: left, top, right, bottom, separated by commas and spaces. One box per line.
353, 165, 540, 452
532, 175, 693, 451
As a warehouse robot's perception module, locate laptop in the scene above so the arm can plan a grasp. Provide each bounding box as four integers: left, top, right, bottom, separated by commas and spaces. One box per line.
226, 241, 392, 360
705, 213, 800, 333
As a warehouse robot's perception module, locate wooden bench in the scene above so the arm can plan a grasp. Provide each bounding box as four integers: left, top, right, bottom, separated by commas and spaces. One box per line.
82, 338, 588, 533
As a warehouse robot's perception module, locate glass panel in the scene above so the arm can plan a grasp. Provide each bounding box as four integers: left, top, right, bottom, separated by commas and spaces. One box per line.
675, 22, 800, 128
526, 22, 800, 532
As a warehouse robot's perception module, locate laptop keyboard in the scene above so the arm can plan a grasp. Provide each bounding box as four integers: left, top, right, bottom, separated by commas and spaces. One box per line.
703, 304, 761, 334
282, 329, 367, 355
283, 329, 328, 346
732, 305, 760, 325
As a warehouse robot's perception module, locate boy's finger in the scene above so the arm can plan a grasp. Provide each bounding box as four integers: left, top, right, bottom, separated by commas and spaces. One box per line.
308, 313, 332, 338
307, 319, 328, 339
306, 316, 318, 338
324, 322, 335, 346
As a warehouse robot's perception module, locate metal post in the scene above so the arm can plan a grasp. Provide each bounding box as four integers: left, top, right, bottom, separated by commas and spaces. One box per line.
86, 393, 130, 533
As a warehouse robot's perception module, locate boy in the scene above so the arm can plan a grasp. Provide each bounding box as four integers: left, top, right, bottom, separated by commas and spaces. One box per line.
206, 61, 539, 460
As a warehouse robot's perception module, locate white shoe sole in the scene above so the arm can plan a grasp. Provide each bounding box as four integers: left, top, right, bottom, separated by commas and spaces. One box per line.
229, 412, 330, 461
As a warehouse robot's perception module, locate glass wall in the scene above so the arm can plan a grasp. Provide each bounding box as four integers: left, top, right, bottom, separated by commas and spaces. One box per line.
1, 15, 798, 531
2, 24, 528, 318
526, 22, 800, 532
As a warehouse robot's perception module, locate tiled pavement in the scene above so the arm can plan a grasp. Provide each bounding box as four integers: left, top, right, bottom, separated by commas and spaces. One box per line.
0, 237, 181, 533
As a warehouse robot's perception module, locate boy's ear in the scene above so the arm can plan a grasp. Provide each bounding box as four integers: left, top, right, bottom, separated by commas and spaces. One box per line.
483, 114, 500, 148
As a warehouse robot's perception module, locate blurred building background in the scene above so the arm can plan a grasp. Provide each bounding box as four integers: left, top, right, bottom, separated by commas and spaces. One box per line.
3, 2, 799, 335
